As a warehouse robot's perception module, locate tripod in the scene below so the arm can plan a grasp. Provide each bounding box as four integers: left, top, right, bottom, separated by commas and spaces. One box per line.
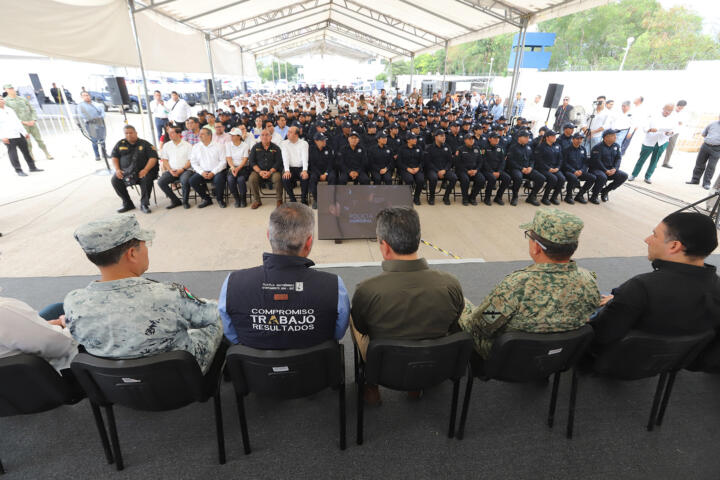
583, 102, 598, 157
674, 191, 720, 229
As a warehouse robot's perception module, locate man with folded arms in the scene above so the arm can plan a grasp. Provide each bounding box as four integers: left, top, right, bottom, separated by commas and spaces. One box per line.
590, 212, 720, 364
351, 207, 465, 404
219, 203, 349, 348
189, 127, 227, 208
460, 209, 600, 366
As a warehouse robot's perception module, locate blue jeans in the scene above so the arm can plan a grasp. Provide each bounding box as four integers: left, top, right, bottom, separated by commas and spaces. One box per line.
154, 118, 169, 141
38, 302, 64, 320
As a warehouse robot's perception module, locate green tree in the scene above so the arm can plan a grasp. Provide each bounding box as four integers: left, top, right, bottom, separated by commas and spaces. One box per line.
256, 60, 299, 83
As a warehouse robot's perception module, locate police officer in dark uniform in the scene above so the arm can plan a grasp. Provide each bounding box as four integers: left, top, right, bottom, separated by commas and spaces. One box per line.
557, 123, 575, 151
308, 133, 336, 209
336, 131, 369, 185
506, 130, 545, 206
425, 130, 458, 205
410, 123, 426, 150
367, 131, 394, 185
362, 122, 378, 149
533, 130, 566, 205
387, 122, 403, 157
562, 132, 596, 204
397, 133, 425, 205
455, 133, 484, 206
590, 128, 628, 203
472, 124, 487, 150
110, 125, 159, 214
482, 132, 512, 205
446, 121, 463, 155
497, 123, 512, 150
332, 121, 351, 153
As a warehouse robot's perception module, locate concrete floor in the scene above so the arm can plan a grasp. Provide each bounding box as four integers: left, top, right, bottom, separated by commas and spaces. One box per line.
0, 114, 715, 278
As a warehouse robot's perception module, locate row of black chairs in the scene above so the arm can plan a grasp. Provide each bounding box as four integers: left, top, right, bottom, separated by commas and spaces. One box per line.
0, 327, 715, 474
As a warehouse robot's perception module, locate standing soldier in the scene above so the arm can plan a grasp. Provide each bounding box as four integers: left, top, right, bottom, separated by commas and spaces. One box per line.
3, 84, 53, 160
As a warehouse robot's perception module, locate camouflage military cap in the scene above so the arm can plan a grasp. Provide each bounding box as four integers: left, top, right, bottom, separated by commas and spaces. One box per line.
3, 84, 13, 89
519, 208, 584, 244
74, 214, 155, 254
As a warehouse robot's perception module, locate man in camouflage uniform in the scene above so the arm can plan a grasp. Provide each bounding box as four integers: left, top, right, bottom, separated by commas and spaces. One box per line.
3, 84, 53, 160
459, 208, 600, 359
64, 214, 223, 374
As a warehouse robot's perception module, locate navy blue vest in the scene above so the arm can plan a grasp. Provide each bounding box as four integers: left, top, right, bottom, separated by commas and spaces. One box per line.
225, 253, 338, 349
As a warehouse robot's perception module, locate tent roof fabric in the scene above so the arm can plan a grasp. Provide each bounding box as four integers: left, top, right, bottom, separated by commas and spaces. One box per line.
141, 0, 610, 60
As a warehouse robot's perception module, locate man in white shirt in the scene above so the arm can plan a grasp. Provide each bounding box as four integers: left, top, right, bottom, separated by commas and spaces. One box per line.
584, 96, 610, 152
281, 126, 310, 204
629, 103, 676, 183
213, 122, 231, 145
609, 101, 634, 149
150, 90, 169, 141
523, 94, 544, 135
167, 91, 192, 127
189, 128, 227, 208
0, 97, 43, 176
157, 126, 193, 209
0, 297, 77, 372
623, 96, 647, 155
662, 100, 688, 169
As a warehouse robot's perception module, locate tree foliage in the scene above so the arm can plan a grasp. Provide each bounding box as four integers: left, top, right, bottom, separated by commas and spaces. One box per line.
385, 0, 719, 76
256, 61, 299, 83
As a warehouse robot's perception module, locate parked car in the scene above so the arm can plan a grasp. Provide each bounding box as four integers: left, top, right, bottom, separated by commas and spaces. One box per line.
87, 91, 113, 111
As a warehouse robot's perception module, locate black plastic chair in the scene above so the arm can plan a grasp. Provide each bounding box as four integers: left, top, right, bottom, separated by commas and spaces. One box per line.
355, 332, 473, 445
0, 354, 106, 475
225, 340, 346, 454
592, 329, 715, 431
71, 351, 225, 471
457, 325, 594, 440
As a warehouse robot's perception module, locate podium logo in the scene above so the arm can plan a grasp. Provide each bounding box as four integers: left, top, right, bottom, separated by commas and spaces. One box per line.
295, 282, 304, 292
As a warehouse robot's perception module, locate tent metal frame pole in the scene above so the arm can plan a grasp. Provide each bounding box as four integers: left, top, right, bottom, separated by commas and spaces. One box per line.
506, 16, 529, 119
442, 40, 449, 94
126, 0, 157, 146
205, 33, 219, 110
409, 53, 414, 96
240, 47, 246, 93
388, 59, 393, 89
285, 62, 288, 83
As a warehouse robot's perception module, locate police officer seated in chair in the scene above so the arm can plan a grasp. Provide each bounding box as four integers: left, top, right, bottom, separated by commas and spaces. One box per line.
589, 212, 720, 358
533, 130, 566, 206
425, 130, 458, 205
367, 131, 394, 186
589, 129, 628, 204
308, 133, 337, 210
459, 209, 600, 370
455, 133, 484, 206
562, 132, 596, 205
506, 130, 545, 206
64, 214, 224, 375
397, 132, 426, 205
110, 125, 159, 214
336, 131, 370, 186
482, 132, 512, 206
157, 126, 193, 209
218, 203, 350, 349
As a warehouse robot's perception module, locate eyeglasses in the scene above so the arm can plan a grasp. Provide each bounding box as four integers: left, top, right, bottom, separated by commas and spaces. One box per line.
524, 230, 547, 250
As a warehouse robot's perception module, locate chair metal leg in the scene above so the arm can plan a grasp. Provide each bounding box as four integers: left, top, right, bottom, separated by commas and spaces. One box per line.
353, 343, 359, 384
548, 372, 561, 428
234, 391, 251, 454
213, 394, 226, 464
104, 405, 124, 471
566, 368, 579, 439
448, 379, 460, 438
356, 372, 365, 445
90, 402, 115, 464
339, 381, 347, 450
647, 372, 668, 432
655, 371, 677, 427
456, 366, 474, 440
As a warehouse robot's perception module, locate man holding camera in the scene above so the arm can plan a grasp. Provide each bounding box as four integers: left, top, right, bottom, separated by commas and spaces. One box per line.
110, 125, 158, 214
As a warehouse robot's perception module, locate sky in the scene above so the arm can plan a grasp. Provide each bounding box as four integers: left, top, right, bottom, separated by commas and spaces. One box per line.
658, 0, 720, 35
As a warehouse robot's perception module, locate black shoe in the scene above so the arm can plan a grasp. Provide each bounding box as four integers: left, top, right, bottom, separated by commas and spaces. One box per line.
526, 195, 540, 207
510, 196, 518, 206
493, 196, 505, 206
601, 191, 609, 202
413, 197, 421, 206
117, 204, 135, 213
234, 199, 241, 208
312, 199, 318, 209
183, 202, 191, 209
428, 196, 435, 205
288, 196, 297, 203
29, 168, 44, 172
17, 170, 28, 177
470, 198, 478, 206
166, 200, 182, 210
564, 195, 575, 205
442, 196, 451, 205
218, 199, 226, 208
574, 194, 588, 204
662, 164, 673, 169
462, 198, 469, 206
703, 184, 711, 190
483, 197, 491, 206
198, 198, 213, 208
540, 196, 551, 206
140, 204, 151, 214
240, 198, 247, 208
589, 195, 600, 205
686, 180, 699, 185
550, 195, 561, 205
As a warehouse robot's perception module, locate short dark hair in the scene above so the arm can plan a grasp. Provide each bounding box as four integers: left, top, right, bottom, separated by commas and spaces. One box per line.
85, 238, 140, 267
154, 90, 161, 94
530, 231, 578, 262
662, 212, 717, 258
171, 126, 183, 134
677, 100, 687, 107
376, 207, 421, 255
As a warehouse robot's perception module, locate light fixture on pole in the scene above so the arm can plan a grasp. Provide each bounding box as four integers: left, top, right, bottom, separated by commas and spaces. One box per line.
486, 57, 494, 97
619, 36, 635, 72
